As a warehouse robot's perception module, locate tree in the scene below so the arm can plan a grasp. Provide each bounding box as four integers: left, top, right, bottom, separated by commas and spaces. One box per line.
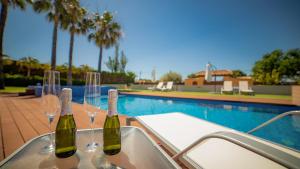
105, 56, 115, 72
88, 11, 122, 72
79, 64, 94, 79
120, 50, 127, 72
17, 56, 39, 77
0, 0, 31, 89
278, 49, 300, 81
3, 54, 13, 65
113, 44, 119, 72
252, 49, 300, 84
60, 0, 89, 85
160, 71, 182, 83
33, 0, 69, 70
126, 71, 136, 84
105, 45, 128, 73
41, 63, 50, 71
252, 49, 283, 84
232, 70, 246, 78
151, 67, 156, 82
187, 73, 196, 78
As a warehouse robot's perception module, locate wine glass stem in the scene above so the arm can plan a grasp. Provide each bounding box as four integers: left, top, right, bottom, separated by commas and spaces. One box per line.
48, 116, 54, 148
90, 116, 95, 144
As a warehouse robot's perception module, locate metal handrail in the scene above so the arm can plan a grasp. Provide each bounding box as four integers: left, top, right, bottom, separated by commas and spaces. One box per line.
126, 117, 136, 126
172, 131, 300, 169
247, 110, 300, 134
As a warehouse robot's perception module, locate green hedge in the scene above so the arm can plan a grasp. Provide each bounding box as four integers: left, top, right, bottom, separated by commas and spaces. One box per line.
4, 72, 135, 87
4, 74, 85, 86
100, 71, 135, 84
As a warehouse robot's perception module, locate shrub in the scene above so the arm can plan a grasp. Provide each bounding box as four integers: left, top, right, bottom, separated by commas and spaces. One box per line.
160, 71, 182, 83
4, 74, 43, 87
4, 71, 135, 87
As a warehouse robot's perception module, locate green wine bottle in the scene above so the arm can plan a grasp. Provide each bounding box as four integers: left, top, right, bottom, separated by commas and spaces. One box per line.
103, 89, 121, 155
55, 88, 77, 158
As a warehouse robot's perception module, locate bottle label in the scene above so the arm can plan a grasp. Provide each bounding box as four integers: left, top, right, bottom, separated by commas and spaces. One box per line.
61, 88, 72, 116
108, 89, 118, 117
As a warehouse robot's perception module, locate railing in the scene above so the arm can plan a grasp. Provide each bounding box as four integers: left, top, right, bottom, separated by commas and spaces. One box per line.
247, 110, 300, 134
172, 131, 300, 169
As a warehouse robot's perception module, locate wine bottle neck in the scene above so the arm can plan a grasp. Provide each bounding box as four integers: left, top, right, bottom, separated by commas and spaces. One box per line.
61, 88, 73, 116
108, 89, 118, 117
61, 102, 72, 115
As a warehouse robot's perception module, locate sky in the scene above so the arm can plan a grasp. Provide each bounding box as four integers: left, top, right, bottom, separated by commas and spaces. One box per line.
4, 0, 300, 79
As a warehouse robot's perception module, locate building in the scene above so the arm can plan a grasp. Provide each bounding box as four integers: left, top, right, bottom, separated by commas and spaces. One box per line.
184, 69, 253, 86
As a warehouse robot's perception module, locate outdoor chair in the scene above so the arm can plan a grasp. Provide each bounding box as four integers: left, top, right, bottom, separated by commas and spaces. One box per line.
239, 81, 254, 95
161, 81, 173, 91
147, 82, 164, 91
221, 81, 233, 94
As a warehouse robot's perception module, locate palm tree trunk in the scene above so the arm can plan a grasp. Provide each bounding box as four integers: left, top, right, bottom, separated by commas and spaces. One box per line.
67, 31, 74, 86
27, 67, 30, 77
51, 17, 58, 70
0, 1, 8, 89
98, 45, 103, 72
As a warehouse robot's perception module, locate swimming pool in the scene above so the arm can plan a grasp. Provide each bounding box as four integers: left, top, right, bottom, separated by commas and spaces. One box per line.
73, 94, 300, 151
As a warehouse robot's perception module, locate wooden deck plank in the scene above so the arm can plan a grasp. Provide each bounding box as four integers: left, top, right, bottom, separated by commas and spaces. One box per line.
0, 99, 4, 161
21, 97, 54, 127
0, 97, 25, 157
20, 97, 59, 134
11, 99, 48, 136
6, 99, 39, 142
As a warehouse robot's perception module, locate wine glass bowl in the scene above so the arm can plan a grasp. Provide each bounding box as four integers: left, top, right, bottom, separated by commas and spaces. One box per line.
42, 94, 61, 117
84, 72, 101, 152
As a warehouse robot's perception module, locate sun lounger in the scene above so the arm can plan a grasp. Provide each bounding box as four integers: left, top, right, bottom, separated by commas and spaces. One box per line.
221, 81, 233, 94
239, 81, 254, 95
147, 82, 164, 90
161, 81, 173, 91
127, 113, 300, 169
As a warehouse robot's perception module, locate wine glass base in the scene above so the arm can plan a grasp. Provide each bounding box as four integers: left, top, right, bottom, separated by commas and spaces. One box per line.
40, 144, 55, 154
86, 142, 99, 152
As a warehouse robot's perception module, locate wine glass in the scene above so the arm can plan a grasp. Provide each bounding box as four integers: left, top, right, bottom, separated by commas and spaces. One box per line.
41, 70, 61, 152
84, 72, 101, 152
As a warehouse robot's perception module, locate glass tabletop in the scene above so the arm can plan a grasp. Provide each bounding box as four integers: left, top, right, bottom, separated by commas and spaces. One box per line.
0, 127, 180, 169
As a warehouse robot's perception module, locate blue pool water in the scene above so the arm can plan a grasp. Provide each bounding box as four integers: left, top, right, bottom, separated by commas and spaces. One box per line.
73, 94, 300, 151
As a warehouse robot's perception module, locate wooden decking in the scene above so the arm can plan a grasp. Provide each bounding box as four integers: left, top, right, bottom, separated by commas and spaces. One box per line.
0, 94, 143, 161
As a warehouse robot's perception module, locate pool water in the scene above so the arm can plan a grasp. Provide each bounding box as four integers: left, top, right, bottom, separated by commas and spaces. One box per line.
73, 94, 300, 151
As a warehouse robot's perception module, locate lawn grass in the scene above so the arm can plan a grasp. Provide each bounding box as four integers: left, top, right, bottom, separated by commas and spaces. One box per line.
122, 90, 292, 100
0, 86, 26, 93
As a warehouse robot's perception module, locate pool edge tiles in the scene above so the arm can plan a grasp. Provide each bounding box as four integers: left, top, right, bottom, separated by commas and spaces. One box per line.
122, 92, 296, 107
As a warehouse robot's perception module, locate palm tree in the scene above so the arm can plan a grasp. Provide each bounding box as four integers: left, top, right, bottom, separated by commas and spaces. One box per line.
17, 56, 39, 77
33, 0, 68, 70
0, 0, 31, 89
120, 50, 128, 72
3, 54, 13, 65
88, 11, 122, 72
79, 64, 93, 79
61, 0, 89, 85
41, 63, 51, 71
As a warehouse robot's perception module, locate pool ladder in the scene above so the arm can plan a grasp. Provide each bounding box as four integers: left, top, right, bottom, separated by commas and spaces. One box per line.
247, 110, 300, 134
